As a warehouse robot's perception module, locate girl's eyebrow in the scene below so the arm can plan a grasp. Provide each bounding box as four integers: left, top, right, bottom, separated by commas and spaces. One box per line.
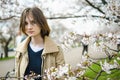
30, 20, 35, 23
25, 21, 27, 23
30, 19, 37, 23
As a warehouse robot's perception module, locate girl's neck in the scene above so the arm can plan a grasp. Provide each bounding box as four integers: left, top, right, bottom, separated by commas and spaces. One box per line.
30, 35, 44, 47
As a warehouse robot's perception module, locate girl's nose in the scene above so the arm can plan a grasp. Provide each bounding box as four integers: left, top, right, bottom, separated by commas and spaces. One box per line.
27, 24, 33, 29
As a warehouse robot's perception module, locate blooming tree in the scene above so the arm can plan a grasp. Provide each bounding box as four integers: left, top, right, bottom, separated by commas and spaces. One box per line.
0, 0, 120, 79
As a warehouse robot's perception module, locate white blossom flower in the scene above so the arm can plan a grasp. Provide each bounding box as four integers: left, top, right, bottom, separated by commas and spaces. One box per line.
57, 64, 70, 77
100, 60, 119, 74
77, 55, 92, 69
100, 60, 111, 74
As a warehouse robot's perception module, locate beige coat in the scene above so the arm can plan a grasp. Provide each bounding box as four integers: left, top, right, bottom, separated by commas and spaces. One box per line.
15, 36, 65, 80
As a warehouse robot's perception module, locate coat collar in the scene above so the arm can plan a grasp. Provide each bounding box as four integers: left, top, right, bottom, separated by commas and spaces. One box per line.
43, 36, 59, 55
15, 36, 59, 55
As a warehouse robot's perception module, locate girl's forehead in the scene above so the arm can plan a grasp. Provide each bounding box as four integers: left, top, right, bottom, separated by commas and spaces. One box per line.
26, 13, 34, 21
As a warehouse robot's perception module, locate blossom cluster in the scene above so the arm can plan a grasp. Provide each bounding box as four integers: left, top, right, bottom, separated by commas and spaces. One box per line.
24, 52, 120, 80
5, 52, 120, 80
100, 59, 120, 74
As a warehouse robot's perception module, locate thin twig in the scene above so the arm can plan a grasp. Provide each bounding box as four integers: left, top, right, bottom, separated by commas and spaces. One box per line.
85, 0, 105, 14
94, 70, 103, 80
92, 61, 100, 66
88, 66, 98, 73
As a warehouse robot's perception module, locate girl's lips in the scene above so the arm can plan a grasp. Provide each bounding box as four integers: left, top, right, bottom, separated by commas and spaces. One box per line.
28, 31, 34, 34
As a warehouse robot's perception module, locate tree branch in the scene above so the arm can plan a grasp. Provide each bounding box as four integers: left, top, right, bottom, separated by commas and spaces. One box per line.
0, 16, 18, 22
85, 0, 105, 14
0, 15, 109, 22
47, 15, 108, 20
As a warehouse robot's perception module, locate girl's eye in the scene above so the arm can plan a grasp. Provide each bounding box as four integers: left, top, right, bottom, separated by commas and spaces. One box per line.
25, 22, 28, 25
32, 21, 36, 24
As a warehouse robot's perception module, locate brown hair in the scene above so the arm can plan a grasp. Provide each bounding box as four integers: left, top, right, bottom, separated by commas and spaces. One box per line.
19, 7, 50, 38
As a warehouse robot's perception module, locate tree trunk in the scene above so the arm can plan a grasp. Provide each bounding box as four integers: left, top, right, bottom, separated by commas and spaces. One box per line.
4, 36, 12, 58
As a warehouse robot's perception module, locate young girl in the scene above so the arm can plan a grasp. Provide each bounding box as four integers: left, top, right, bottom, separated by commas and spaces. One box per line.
15, 7, 65, 80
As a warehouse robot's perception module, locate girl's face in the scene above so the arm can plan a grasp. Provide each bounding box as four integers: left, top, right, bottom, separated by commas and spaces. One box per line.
25, 14, 41, 37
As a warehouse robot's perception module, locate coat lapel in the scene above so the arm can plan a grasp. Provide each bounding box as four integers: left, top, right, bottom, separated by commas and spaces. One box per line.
15, 36, 30, 53
42, 36, 59, 55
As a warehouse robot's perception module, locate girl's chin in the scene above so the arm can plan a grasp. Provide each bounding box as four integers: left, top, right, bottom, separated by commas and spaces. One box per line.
28, 34, 35, 37
27, 33, 40, 37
